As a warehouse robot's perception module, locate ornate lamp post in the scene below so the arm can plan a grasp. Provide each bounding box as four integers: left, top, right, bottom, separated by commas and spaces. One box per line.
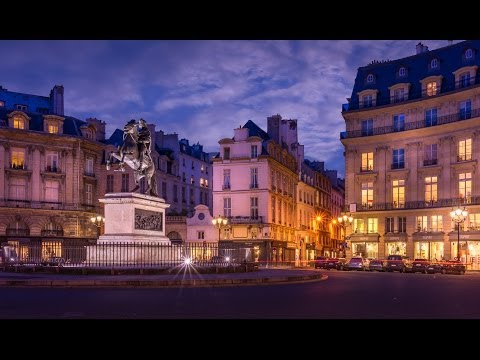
90, 215, 105, 238
450, 206, 468, 263
337, 213, 353, 257
212, 215, 228, 241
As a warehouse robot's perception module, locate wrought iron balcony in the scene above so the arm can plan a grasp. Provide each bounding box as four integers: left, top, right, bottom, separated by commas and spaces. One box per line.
228, 216, 263, 224
351, 196, 480, 212
41, 229, 64, 236
6, 228, 30, 236
360, 165, 374, 172
423, 159, 438, 166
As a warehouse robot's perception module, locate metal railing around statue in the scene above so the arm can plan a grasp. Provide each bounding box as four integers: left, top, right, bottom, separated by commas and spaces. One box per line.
0, 241, 258, 269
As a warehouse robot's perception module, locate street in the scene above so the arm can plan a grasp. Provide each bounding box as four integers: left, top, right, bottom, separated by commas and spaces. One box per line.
1, 270, 479, 319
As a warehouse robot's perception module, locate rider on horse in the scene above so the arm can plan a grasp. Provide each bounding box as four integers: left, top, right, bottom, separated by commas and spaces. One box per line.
137, 118, 152, 170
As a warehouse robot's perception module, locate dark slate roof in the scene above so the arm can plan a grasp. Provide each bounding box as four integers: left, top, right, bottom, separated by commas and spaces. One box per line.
242, 119, 270, 140
347, 40, 480, 111
63, 116, 87, 136
105, 129, 124, 147
0, 88, 51, 112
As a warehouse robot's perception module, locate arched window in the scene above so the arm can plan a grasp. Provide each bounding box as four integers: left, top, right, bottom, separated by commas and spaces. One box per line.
465, 48, 473, 59
366, 74, 374, 83
399, 67, 406, 77
167, 231, 183, 244
6, 220, 30, 236
41, 222, 63, 236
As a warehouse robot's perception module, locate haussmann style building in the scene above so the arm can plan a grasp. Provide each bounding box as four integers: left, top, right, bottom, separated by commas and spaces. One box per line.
340, 40, 480, 269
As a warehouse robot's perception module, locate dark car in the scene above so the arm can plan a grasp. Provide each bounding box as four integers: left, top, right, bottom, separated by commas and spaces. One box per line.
335, 258, 347, 271
324, 258, 342, 270
385, 254, 408, 273
41, 256, 66, 267
444, 260, 466, 275
314, 256, 328, 269
368, 259, 385, 272
411, 258, 429, 273
426, 262, 447, 274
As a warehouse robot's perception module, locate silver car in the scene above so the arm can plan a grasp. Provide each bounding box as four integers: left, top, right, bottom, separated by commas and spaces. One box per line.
345, 257, 368, 271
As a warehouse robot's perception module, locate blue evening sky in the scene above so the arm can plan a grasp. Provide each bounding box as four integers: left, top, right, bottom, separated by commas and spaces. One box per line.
0, 40, 458, 177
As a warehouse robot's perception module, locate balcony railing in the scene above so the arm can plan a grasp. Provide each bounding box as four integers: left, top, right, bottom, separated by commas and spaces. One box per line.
9, 163, 27, 170
457, 154, 473, 162
41, 229, 64, 236
351, 196, 480, 212
0, 199, 101, 212
341, 106, 480, 139
360, 166, 374, 172
228, 216, 263, 224
391, 163, 405, 170
345, 75, 480, 112
222, 184, 231, 190
84, 172, 95, 177
6, 228, 30, 236
45, 166, 60, 173
423, 159, 438, 166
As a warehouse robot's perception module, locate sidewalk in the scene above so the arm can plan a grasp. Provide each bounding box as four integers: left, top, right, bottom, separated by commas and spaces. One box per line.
0, 268, 326, 288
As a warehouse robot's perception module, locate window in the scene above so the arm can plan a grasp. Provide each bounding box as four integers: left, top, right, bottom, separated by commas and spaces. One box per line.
16, 104, 27, 111
353, 219, 364, 233
460, 72, 471, 88
366, 74, 374, 83
121, 174, 129, 192
362, 94, 373, 108
416, 216, 428, 232
361, 182, 374, 208
271, 170, 275, 190
392, 149, 405, 169
367, 218, 378, 233
386, 217, 394, 233
278, 200, 282, 224
86, 157, 94, 175
398, 217, 407, 233
46, 151, 58, 172
197, 231, 205, 240
182, 158, 185, 167
465, 48, 473, 59
189, 188, 194, 204
158, 181, 166, 199
250, 168, 258, 188
251, 145, 258, 158
223, 197, 231, 217
48, 123, 59, 134
431, 58, 438, 69
272, 196, 276, 222
106, 174, 114, 193
424, 144, 437, 166
182, 187, 186, 203
201, 165, 204, 172
173, 184, 178, 202
425, 108, 437, 127
200, 178, 204, 187
394, 88, 405, 103
11, 148, 25, 169
190, 175, 194, 185
431, 215, 443, 232
361, 152, 373, 171
460, 100, 472, 120
191, 161, 194, 170
223, 169, 231, 189
13, 116, 25, 129
85, 183, 93, 205
469, 213, 480, 230
399, 67, 406, 77
223, 147, 230, 160
425, 176, 438, 204
392, 180, 405, 208
459, 172, 472, 203
205, 166, 208, 174
361, 119, 373, 136
250, 197, 258, 219
84, 128, 93, 140
9, 177, 26, 200
205, 179, 208, 188
458, 138, 472, 161
393, 114, 405, 131
426, 81, 437, 96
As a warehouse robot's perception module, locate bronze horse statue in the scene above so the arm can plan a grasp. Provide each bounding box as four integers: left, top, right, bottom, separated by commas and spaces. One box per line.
106, 119, 158, 197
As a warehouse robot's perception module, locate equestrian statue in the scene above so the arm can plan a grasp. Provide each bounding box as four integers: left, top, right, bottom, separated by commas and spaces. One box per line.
106, 118, 159, 197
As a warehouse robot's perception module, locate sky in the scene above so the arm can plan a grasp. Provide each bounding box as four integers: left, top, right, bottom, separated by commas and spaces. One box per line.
0, 40, 459, 177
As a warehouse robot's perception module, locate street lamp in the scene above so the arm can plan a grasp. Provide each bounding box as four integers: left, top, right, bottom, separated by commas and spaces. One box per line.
450, 206, 468, 264
337, 212, 353, 257
212, 214, 228, 241
90, 215, 105, 238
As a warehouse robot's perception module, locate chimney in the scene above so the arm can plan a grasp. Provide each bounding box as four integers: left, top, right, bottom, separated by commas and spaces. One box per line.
50, 85, 64, 116
416, 42, 423, 54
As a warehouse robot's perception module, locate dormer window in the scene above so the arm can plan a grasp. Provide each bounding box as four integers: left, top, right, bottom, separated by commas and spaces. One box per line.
48, 123, 59, 134
13, 116, 25, 129
366, 74, 374, 83
430, 58, 438, 69
85, 128, 93, 140
427, 81, 437, 96
399, 67, 406, 77
16, 104, 27, 111
465, 48, 473, 59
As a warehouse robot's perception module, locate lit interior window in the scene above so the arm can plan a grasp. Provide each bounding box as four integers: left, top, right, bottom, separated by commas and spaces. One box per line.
13, 116, 25, 129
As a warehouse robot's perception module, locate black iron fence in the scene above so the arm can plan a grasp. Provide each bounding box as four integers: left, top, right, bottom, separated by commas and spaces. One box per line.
1, 241, 259, 269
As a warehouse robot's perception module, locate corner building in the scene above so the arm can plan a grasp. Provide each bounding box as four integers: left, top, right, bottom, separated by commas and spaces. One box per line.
341, 40, 480, 268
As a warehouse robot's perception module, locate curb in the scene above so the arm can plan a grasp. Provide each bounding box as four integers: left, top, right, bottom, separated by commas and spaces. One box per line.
0, 273, 327, 288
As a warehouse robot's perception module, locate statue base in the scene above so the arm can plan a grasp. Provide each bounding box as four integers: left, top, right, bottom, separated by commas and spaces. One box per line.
87, 193, 178, 266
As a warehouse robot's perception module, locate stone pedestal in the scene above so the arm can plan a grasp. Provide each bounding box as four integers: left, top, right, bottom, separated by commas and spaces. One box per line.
87, 193, 181, 266
99, 192, 171, 244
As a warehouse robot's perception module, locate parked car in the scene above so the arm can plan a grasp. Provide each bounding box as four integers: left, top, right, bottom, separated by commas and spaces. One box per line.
314, 256, 328, 269
444, 260, 466, 275
324, 258, 342, 270
385, 255, 408, 273
411, 259, 429, 274
426, 262, 447, 274
368, 259, 385, 272
335, 258, 347, 271
41, 256, 66, 267
345, 257, 368, 271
